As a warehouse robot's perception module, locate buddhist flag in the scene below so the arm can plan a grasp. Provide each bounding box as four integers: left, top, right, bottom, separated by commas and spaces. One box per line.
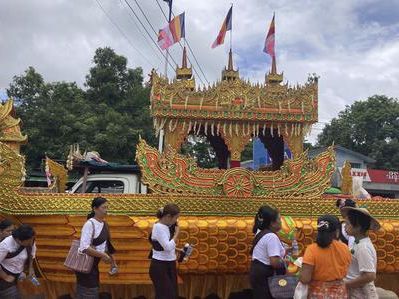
158, 12, 185, 50
211, 6, 232, 49
263, 14, 275, 57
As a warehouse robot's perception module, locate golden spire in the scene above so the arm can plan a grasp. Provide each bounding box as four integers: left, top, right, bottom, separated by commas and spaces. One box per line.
176, 46, 195, 89
271, 55, 277, 74
182, 46, 188, 68
222, 48, 239, 81
266, 55, 283, 84
227, 48, 234, 71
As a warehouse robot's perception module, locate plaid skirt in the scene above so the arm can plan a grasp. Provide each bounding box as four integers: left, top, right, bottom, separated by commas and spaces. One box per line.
0, 284, 21, 299
76, 284, 99, 299
308, 280, 348, 299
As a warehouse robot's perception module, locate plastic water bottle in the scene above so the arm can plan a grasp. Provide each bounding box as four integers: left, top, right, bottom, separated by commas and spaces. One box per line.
109, 266, 118, 276
30, 276, 40, 286
292, 238, 299, 257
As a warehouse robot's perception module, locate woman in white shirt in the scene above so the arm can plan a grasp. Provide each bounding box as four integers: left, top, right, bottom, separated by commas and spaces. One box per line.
341, 207, 380, 299
149, 203, 180, 299
0, 224, 36, 299
249, 205, 285, 299
76, 197, 116, 299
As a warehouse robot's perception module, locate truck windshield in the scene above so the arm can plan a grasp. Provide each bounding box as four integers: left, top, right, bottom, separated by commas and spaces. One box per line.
75, 180, 124, 194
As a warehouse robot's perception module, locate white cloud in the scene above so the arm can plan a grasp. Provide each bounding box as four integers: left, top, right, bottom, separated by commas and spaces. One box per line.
0, 0, 398, 144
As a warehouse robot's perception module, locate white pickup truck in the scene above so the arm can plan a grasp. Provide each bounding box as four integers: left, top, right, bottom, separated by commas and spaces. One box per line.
69, 173, 148, 194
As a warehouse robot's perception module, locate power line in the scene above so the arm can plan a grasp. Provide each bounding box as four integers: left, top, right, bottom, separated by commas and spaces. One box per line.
93, 0, 154, 67
118, 1, 164, 64
123, 0, 176, 71
155, 0, 210, 85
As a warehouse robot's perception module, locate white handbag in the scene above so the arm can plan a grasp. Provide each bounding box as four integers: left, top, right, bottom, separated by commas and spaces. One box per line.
293, 281, 309, 299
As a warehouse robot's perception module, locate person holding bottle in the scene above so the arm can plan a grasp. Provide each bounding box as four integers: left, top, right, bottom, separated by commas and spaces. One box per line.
149, 203, 181, 299
75, 197, 117, 299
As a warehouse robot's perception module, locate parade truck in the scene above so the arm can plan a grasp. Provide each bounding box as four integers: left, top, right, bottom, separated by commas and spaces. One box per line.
0, 47, 398, 298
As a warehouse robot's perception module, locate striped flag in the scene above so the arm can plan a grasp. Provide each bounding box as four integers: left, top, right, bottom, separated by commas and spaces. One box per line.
158, 12, 185, 50
263, 14, 275, 57
211, 6, 232, 49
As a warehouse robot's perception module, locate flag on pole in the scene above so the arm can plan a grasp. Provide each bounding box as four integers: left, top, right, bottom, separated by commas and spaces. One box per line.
158, 12, 185, 50
263, 14, 275, 57
211, 6, 232, 49
163, 0, 173, 21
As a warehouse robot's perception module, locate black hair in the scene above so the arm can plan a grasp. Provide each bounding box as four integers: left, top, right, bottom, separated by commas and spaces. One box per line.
156, 203, 180, 219
335, 198, 356, 209
0, 219, 13, 230
12, 224, 35, 241
316, 215, 340, 248
347, 210, 371, 233
252, 205, 279, 234
87, 197, 108, 219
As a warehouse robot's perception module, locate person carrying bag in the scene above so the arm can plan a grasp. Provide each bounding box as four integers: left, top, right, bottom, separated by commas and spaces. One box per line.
64, 197, 116, 299
249, 205, 297, 299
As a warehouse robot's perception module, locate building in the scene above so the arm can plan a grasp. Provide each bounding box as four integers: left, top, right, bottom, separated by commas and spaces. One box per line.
309, 145, 399, 198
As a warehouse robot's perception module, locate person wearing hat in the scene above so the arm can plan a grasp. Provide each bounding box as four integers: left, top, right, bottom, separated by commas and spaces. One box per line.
341, 207, 380, 299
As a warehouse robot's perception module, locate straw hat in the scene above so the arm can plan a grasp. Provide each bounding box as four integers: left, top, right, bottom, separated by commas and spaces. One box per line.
341, 207, 381, 230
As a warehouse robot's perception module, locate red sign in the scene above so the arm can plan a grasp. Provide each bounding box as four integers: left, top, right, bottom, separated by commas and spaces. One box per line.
367, 169, 399, 184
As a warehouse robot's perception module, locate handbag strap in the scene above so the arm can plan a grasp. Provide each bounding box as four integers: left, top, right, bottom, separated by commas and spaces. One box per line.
5, 245, 25, 259
89, 219, 96, 246
250, 229, 272, 255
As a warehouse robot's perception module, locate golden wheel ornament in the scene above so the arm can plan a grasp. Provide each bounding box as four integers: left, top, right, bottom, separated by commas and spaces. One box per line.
219, 169, 255, 197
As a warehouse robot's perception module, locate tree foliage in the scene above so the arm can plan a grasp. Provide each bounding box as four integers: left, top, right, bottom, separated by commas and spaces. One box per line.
181, 136, 218, 169
7, 47, 156, 170
317, 95, 399, 170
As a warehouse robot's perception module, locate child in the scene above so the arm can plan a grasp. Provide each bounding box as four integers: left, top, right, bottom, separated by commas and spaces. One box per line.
341, 207, 380, 299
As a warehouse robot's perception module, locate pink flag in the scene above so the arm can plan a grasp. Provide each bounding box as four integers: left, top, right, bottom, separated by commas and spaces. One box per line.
263, 14, 275, 57
157, 12, 185, 50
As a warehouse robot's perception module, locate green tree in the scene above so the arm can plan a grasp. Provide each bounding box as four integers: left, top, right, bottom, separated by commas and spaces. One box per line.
84, 47, 156, 163
181, 136, 218, 168
317, 95, 399, 170
7, 47, 156, 169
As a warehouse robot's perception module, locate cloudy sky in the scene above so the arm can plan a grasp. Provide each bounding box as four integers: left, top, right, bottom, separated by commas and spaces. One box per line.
1, 0, 398, 143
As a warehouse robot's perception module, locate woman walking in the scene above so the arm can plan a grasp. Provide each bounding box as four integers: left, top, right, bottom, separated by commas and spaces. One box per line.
149, 203, 180, 299
249, 205, 286, 299
76, 197, 116, 299
0, 224, 36, 299
342, 207, 380, 299
299, 215, 352, 298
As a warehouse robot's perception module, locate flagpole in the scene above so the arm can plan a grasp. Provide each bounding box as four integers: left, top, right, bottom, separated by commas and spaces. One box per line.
164, 1, 172, 78
230, 3, 233, 52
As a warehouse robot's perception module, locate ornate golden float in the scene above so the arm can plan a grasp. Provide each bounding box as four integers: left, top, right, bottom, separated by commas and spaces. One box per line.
0, 49, 398, 298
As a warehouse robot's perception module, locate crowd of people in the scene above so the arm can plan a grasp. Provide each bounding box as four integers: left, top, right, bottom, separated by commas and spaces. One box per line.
0, 196, 396, 299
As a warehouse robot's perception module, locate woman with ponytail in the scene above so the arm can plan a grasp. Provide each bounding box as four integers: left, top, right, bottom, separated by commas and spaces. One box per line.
249, 205, 285, 299
75, 197, 116, 299
300, 215, 351, 298
149, 203, 180, 299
